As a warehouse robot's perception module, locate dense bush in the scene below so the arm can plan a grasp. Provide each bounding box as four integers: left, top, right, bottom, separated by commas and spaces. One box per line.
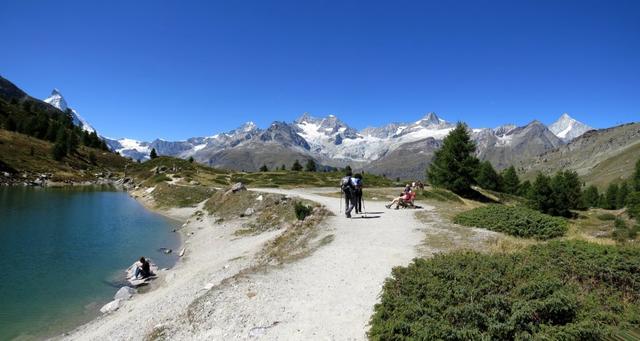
369, 240, 640, 340
294, 202, 312, 220
453, 205, 567, 240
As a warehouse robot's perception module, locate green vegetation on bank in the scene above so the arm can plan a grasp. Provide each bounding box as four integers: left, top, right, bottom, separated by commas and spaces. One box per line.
369, 240, 640, 340
0, 129, 128, 183
454, 205, 567, 240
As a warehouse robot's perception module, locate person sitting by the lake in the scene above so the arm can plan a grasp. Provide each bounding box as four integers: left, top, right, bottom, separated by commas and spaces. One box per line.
134, 257, 151, 279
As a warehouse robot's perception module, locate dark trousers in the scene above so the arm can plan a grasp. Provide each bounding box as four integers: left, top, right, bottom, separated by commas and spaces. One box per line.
344, 190, 356, 214
354, 190, 362, 213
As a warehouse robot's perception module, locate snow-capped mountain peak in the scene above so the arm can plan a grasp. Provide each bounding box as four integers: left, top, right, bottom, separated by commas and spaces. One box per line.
415, 112, 444, 126
44, 89, 96, 133
548, 113, 593, 142
44, 89, 68, 112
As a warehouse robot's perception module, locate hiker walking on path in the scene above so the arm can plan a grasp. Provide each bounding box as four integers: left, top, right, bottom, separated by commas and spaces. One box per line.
340, 170, 358, 218
353, 173, 363, 214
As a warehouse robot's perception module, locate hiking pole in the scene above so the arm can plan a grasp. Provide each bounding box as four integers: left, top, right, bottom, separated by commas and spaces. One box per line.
362, 196, 367, 218
340, 190, 343, 214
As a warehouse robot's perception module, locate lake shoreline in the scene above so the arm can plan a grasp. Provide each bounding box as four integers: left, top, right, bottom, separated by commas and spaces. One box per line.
0, 186, 181, 341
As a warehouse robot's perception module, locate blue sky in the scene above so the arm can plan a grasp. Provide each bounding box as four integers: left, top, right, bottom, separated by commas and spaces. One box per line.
1, 0, 638, 141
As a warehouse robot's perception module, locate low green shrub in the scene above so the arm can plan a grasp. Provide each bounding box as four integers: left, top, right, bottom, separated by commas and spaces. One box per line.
612, 218, 639, 243
294, 202, 312, 221
453, 205, 567, 240
369, 240, 640, 340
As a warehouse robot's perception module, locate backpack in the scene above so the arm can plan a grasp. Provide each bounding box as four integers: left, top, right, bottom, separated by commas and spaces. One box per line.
341, 176, 355, 193
353, 178, 362, 189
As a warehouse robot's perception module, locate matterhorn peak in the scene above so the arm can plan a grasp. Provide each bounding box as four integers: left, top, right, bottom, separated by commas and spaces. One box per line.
43, 88, 96, 133
44, 88, 68, 112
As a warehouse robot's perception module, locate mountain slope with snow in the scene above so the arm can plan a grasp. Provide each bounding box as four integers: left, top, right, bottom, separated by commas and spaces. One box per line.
44, 89, 96, 133
548, 113, 593, 142
102, 112, 575, 176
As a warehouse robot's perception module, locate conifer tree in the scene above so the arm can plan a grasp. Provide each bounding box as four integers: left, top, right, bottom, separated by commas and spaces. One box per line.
518, 180, 532, 198
291, 159, 303, 171
501, 166, 520, 195
605, 183, 619, 209
305, 159, 317, 172
259, 164, 268, 172
617, 182, 629, 208
548, 171, 582, 216
475, 161, 501, 191
426, 122, 479, 194
633, 159, 640, 192
344, 165, 353, 174
280, 164, 286, 171
67, 132, 79, 154
627, 191, 640, 218
149, 148, 158, 159
582, 185, 600, 208
51, 126, 68, 161
188, 156, 194, 163
561, 170, 583, 210
531, 173, 554, 214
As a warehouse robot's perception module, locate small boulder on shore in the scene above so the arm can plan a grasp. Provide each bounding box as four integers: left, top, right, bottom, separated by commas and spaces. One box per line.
114, 286, 137, 300
100, 299, 121, 314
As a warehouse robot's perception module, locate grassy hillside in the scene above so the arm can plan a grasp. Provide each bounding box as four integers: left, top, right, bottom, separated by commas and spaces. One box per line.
519, 123, 640, 188
0, 129, 129, 184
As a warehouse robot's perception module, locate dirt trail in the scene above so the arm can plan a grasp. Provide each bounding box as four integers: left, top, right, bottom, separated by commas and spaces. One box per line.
173, 188, 434, 340
62, 188, 436, 340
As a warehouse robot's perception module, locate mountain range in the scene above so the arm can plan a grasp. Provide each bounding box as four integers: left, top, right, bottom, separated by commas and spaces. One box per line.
43, 88, 600, 179
3, 74, 637, 185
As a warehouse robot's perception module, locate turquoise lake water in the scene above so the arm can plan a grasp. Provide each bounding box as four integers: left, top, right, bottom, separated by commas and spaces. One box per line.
0, 186, 180, 340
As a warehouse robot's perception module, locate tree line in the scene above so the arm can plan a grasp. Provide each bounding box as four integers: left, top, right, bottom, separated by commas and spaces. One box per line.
259, 159, 320, 172
0, 96, 110, 161
427, 122, 640, 218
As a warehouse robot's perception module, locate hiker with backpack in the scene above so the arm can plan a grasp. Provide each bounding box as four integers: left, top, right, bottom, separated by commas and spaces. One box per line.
353, 173, 363, 214
340, 170, 358, 218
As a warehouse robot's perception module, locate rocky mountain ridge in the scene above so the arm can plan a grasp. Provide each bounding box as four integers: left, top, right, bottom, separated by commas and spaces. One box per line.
33, 86, 621, 180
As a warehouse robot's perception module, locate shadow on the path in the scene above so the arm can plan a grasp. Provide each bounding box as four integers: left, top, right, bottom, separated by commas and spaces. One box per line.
350, 215, 382, 219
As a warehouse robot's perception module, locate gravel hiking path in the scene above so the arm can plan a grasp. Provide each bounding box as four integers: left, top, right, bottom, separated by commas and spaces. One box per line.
174, 188, 434, 340
62, 188, 437, 341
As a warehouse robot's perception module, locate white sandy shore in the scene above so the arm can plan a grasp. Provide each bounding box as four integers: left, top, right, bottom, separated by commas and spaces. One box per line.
58, 187, 444, 340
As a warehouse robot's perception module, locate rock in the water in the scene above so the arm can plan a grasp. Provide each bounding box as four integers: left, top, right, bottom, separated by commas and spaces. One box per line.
100, 299, 121, 314
244, 207, 255, 217
179, 248, 186, 257
230, 182, 246, 193
114, 286, 137, 300
256, 195, 263, 201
